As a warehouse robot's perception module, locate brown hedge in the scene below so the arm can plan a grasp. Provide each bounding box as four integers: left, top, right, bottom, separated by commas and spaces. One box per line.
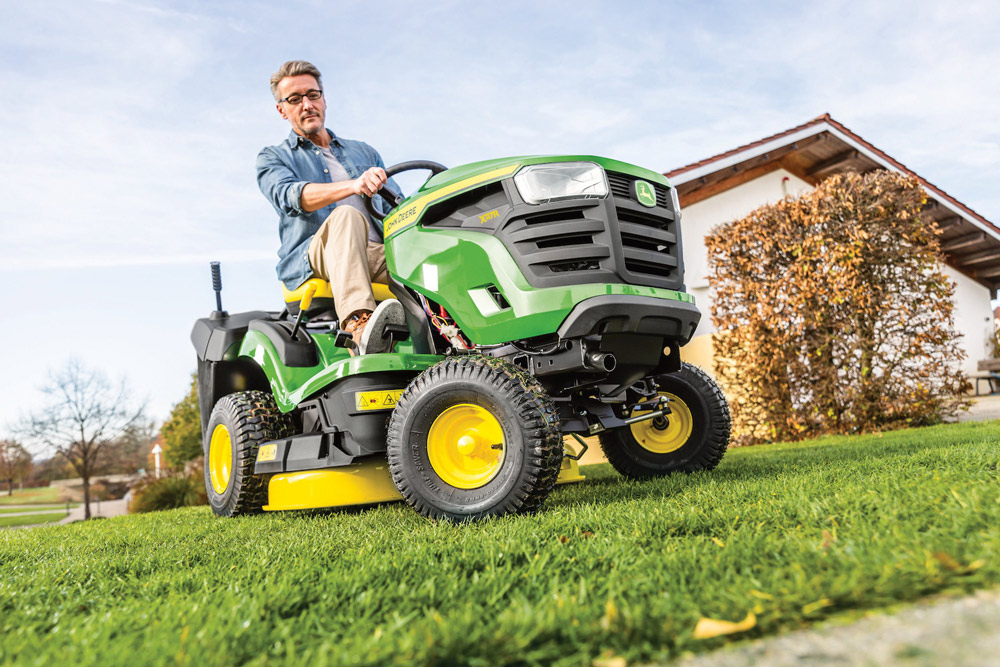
705, 170, 969, 445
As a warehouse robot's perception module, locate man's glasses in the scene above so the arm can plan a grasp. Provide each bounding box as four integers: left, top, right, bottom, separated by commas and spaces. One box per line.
280, 90, 323, 105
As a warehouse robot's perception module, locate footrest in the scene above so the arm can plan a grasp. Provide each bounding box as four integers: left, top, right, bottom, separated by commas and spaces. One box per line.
334, 330, 355, 350
384, 323, 410, 342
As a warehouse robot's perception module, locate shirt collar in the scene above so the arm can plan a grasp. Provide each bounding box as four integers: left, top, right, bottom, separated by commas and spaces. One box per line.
287, 128, 342, 150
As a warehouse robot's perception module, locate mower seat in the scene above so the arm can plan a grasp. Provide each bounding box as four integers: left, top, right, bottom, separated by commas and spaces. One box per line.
283, 278, 394, 318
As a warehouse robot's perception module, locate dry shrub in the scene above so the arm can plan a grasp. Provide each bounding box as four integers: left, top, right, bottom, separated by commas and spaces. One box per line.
706, 171, 969, 445
129, 457, 207, 513
91, 479, 130, 501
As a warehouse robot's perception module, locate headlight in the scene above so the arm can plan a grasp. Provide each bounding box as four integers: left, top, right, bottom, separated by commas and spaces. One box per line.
669, 185, 680, 214
513, 162, 608, 205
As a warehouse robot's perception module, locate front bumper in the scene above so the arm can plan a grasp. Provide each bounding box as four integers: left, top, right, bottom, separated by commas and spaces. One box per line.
557, 294, 701, 344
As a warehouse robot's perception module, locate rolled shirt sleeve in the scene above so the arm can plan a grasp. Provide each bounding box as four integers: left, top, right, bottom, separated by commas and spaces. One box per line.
256, 147, 308, 217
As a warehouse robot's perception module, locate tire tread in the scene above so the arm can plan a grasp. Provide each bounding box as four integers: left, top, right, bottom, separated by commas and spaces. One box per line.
387, 355, 562, 521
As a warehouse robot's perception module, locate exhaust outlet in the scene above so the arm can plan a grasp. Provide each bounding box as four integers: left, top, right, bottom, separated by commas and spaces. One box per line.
586, 352, 617, 373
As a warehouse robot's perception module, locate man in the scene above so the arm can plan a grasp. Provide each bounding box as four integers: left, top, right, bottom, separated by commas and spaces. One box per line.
257, 60, 403, 354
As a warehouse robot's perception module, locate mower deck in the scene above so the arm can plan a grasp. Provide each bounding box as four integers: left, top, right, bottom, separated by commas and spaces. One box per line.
263, 454, 584, 511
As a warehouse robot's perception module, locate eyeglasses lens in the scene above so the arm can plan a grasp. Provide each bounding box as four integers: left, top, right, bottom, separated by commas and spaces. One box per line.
284, 90, 323, 105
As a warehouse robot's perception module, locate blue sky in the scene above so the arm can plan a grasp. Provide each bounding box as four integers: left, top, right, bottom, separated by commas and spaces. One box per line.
1, 0, 998, 432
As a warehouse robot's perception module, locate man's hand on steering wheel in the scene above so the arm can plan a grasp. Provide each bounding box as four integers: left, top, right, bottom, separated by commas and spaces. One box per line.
353, 167, 387, 197
364, 160, 448, 221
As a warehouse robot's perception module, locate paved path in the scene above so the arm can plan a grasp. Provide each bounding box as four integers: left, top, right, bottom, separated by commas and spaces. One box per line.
673, 588, 1000, 666
956, 393, 1000, 422
60, 498, 129, 524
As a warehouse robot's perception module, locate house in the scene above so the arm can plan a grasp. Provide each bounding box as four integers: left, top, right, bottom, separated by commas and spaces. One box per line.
671, 114, 1000, 381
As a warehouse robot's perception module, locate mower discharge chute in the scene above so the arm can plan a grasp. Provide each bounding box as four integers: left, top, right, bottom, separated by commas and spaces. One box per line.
191, 156, 731, 522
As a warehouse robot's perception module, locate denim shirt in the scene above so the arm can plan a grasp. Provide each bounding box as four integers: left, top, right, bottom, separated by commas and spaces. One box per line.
256, 129, 400, 289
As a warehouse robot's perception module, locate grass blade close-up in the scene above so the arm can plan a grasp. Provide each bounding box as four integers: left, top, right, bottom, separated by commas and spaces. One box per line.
1, 420, 997, 666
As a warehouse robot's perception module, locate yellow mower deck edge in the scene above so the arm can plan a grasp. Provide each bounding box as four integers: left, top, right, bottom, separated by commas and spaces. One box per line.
264, 452, 585, 512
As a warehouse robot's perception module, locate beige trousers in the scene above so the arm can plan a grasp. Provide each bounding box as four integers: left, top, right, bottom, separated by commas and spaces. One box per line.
307, 207, 387, 321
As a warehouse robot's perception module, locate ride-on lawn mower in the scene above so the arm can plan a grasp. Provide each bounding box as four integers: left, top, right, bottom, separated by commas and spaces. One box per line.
191, 156, 731, 521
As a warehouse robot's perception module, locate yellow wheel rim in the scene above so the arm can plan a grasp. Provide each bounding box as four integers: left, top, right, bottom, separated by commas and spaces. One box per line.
208, 424, 232, 495
630, 392, 693, 454
427, 404, 506, 489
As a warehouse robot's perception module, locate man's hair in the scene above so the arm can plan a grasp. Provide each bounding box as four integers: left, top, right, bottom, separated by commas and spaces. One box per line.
270, 60, 323, 101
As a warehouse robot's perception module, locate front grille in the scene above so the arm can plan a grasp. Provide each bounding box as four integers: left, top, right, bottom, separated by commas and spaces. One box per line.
607, 172, 680, 285
615, 204, 679, 281
505, 208, 614, 282
424, 172, 685, 291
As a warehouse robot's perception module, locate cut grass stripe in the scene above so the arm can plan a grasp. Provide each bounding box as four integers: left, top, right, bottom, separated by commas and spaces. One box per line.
0, 505, 76, 515
0, 487, 64, 504
0, 512, 68, 528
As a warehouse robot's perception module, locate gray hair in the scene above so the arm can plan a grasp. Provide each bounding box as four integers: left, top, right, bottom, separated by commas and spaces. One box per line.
269, 60, 323, 101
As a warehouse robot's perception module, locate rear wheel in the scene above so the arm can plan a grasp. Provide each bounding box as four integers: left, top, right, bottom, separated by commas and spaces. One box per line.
204, 391, 293, 517
387, 356, 563, 521
599, 363, 730, 479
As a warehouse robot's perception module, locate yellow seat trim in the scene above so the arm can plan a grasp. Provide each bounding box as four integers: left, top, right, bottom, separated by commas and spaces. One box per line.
282, 279, 393, 305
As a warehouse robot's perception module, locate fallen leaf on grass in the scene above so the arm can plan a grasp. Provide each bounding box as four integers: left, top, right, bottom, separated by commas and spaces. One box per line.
600, 598, 618, 630
932, 552, 986, 574
933, 551, 961, 570
711, 537, 726, 548
820, 530, 836, 549
748, 590, 773, 600
692, 612, 756, 639
802, 598, 832, 615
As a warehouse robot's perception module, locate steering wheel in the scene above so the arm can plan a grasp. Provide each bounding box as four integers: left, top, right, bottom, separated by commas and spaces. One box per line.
364, 160, 448, 221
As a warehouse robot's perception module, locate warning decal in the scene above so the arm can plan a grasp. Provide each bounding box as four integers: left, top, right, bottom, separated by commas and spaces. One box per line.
257, 444, 278, 462
355, 389, 404, 412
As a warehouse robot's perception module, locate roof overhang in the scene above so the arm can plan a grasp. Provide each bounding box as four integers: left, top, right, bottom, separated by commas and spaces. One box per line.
665, 114, 1000, 297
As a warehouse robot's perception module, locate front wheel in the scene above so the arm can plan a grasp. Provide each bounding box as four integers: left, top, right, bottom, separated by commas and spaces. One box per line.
204, 391, 293, 517
386, 356, 563, 521
599, 363, 730, 479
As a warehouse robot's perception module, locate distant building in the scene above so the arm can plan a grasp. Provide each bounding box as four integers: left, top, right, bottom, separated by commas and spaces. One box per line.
671, 114, 1000, 380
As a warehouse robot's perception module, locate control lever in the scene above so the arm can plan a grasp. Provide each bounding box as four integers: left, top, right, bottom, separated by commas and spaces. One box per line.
289, 283, 317, 341
209, 261, 227, 320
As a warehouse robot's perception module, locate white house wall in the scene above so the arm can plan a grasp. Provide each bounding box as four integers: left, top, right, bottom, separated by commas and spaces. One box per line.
676, 168, 991, 380
681, 168, 812, 295
941, 264, 994, 377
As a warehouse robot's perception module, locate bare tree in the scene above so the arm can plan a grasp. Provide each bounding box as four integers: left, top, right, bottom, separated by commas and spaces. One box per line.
22, 360, 145, 518
0, 440, 32, 496
103, 419, 158, 475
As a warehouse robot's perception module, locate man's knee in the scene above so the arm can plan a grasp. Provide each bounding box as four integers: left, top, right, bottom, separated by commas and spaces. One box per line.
325, 206, 367, 232
315, 207, 368, 252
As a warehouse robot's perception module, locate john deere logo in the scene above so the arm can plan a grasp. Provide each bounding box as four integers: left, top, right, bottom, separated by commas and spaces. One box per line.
635, 180, 656, 207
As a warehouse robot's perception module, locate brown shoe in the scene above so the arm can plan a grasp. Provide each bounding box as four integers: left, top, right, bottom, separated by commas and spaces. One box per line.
342, 310, 372, 354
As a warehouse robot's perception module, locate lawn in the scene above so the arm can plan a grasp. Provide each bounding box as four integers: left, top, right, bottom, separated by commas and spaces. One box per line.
0, 504, 75, 515
0, 420, 997, 666
0, 511, 68, 529
0, 486, 64, 505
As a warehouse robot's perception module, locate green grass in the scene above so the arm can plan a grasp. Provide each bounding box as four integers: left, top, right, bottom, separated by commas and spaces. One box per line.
0, 504, 76, 515
0, 486, 63, 505
0, 511, 68, 528
1, 421, 997, 666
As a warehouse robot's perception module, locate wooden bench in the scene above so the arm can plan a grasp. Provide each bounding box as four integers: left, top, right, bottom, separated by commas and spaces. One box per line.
975, 359, 1000, 395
